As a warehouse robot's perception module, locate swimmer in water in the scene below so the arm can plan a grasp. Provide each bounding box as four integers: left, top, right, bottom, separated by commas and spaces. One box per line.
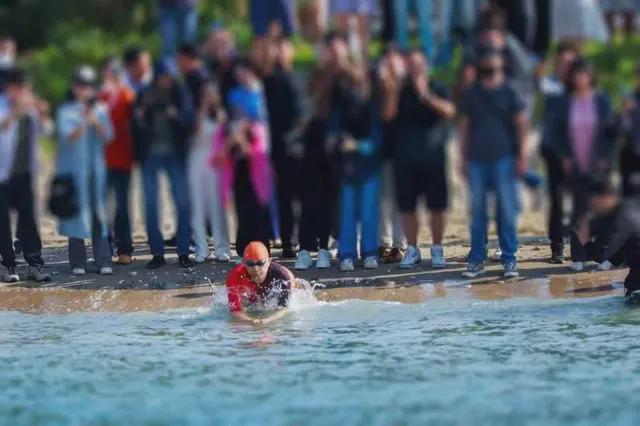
225, 241, 295, 324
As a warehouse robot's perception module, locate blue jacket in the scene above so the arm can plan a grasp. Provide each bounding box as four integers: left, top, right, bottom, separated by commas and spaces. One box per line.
55, 101, 113, 239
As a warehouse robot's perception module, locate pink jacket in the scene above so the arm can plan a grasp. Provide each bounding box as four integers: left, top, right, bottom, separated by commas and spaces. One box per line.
210, 122, 273, 208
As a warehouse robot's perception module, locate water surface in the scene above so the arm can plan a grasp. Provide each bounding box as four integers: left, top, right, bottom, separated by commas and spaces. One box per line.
1, 288, 639, 425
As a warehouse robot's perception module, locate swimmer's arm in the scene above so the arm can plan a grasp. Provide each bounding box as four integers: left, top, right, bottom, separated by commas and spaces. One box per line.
231, 309, 288, 325
258, 308, 288, 325
231, 310, 264, 325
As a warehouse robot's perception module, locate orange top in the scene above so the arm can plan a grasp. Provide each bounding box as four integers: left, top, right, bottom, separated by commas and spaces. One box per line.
101, 86, 136, 171
243, 241, 270, 262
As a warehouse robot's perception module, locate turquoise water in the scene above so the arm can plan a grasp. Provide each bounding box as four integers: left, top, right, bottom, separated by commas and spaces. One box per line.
1, 289, 640, 425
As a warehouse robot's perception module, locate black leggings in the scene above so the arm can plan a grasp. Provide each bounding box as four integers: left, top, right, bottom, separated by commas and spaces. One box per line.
233, 161, 271, 257
541, 147, 565, 247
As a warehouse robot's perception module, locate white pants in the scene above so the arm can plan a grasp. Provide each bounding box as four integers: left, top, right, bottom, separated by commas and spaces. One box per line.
187, 144, 230, 258
379, 160, 407, 249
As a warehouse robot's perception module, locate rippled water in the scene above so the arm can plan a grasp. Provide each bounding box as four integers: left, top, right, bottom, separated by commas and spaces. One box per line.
1, 288, 640, 425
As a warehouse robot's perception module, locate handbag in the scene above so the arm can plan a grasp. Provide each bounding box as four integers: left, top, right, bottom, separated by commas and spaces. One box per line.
48, 175, 79, 219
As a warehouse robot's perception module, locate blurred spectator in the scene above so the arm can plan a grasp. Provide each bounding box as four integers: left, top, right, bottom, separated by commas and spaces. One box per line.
216, 59, 273, 257
394, 0, 467, 66
458, 50, 529, 279
376, 45, 407, 264
132, 60, 194, 269
294, 38, 342, 270
553, 58, 615, 272
204, 26, 238, 111
249, 0, 296, 39
0, 68, 50, 283
602, 0, 640, 36
491, 0, 537, 49
0, 36, 16, 93
55, 66, 114, 276
552, 0, 608, 44
263, 39, 303, 259
190, 84, 231, 263
617, 64, 640, 198
177, 42, 209, 118
123, 47, 153, 96
330, 0, 377, 61
583, 179, 640, 299
461, 7, 536, 108
157, 0, 199, 59
99, 58, 136, 266
538, 42, 579, 264
393, 50, 456, 269
328, 45, 381, 272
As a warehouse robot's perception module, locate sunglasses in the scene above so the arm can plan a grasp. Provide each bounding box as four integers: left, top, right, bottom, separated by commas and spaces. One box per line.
244, 259, 268, 267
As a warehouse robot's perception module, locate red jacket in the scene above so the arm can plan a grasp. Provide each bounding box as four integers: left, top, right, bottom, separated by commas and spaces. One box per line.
101, 86, 136, 171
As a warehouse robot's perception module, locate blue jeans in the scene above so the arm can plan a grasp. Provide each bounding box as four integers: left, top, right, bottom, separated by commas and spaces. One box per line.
158, 5, 198, 58
467, 157, 519, 264
107, 170, 133, 256
394, 0, 433, 60
338, 174, 380, 261
142, 154, 191, 256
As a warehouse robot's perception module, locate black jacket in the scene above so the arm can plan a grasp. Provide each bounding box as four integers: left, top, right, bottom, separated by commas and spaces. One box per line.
131, 83, 194, 163
553, 91, 617, 170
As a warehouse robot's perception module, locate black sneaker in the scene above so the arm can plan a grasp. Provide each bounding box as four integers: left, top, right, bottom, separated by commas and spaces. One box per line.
146, 255, 166, 270
550, 243, 564, 264
281, 246, 297, 259
178, 254, 194, 269
28, 265, 51, 283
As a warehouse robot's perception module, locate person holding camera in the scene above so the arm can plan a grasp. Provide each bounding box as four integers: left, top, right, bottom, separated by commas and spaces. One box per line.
132, 60, 194, 270
0, 68, 51, 283
55, 66, 114, 276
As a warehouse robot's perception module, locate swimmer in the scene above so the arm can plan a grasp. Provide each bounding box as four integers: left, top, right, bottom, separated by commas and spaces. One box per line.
225, 241, 295, 324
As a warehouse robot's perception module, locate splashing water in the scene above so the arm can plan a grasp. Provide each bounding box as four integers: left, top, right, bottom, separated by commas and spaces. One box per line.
1, 290, 640, 425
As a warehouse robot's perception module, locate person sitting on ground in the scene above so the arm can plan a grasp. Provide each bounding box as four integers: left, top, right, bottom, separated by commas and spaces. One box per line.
578, 178, 640, 302
226, 241, 294, 324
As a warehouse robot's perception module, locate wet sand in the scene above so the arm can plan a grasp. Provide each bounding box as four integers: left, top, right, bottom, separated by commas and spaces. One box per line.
0, 268, 629, 314
2, 139, 628, 313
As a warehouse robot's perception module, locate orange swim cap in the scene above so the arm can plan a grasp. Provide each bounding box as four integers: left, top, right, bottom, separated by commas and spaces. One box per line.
243, 241, 270, 262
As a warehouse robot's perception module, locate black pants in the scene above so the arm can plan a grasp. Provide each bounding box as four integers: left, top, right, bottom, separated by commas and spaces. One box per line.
541, 147, 565, 248
0, 173, 44, 267
620, 144, 640, 198
233, 161, 271, 257
300, 166, 336, 251
273, 156, 300, 250
107, 170, 133, 256
569, 174, 592, 262
298, 118, 335, 252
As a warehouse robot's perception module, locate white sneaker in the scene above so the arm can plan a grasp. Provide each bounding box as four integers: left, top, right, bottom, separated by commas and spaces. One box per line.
400, 246, 421, 269
72, 268, 86, 276
430, 245, 447, 268
363, 256, 378, 269
294, 250, 313, 270
340, 258, 355, 272
1, 266, 19, 283
99, 267, 113, 275
316, 249, 331, 269
216, 252, 231, 263
570, 261, 584, 272
491, 248, 503, 262
195, 255, 209, 264
597, 260, 613, 271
